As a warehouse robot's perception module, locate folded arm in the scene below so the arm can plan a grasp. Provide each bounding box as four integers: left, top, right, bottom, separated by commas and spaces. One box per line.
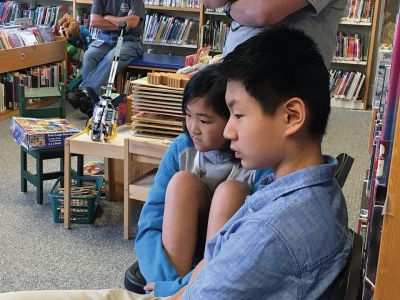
90, 12, 140, 30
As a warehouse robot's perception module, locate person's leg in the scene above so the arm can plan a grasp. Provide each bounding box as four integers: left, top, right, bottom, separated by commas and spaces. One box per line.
206, 180, 250, 242
80, 43, 112, 86
0, 289, 167, 300
162, 171, 210, 276
81, 40, 143, 95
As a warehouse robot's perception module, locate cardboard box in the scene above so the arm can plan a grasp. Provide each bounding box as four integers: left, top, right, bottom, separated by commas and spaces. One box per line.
10, 117, 80, 150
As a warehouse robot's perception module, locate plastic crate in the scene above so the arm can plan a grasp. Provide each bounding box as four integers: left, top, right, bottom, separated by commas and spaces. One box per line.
49, 175, 104, 224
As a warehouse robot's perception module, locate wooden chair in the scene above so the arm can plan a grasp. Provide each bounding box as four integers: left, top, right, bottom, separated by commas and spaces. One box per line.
18, 83, 83, 205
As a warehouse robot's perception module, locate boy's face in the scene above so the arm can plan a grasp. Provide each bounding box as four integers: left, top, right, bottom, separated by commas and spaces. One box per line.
224, 81, 285, 170
185, 97, 229, 152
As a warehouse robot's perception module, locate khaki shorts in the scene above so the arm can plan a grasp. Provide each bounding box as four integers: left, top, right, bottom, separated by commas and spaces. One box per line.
0, 289, 169, 300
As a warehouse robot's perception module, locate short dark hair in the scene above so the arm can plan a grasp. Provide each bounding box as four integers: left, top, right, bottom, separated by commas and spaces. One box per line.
182, 63, 228, 120
220, 26, 331, 138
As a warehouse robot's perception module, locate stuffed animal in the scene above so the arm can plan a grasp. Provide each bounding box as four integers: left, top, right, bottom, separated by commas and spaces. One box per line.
58, 15, 92, 50
58, 14, 81, 40
78, 25, 91, 50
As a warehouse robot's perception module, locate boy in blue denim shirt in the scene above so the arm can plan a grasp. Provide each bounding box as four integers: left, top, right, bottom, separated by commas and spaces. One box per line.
0, 26, 352, 300
178, 26, 353, 299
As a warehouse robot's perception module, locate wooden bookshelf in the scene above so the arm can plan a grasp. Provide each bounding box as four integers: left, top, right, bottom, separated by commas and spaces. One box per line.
0, 37, 66, 74
374, 101, 400, 298
0, 37, 67, 120
72, 0, 204, 50
144, 5, 200, 12
0, 98, 59, 122
331, 0, 382, 110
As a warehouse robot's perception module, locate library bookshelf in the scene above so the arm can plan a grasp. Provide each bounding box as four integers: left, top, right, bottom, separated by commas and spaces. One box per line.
330, 0, 382, 110
73, 0, 205, 51
0, 37, 67, 121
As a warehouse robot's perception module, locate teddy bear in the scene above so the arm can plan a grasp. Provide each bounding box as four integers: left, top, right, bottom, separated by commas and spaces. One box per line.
58, 14, 81, 40
58, 14, 91, 51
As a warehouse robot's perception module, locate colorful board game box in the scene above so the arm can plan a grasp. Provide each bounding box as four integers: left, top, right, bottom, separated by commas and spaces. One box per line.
10, 117, 80, 150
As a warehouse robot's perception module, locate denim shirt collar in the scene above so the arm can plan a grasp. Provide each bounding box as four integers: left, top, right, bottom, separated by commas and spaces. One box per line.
248, 155, 338, 211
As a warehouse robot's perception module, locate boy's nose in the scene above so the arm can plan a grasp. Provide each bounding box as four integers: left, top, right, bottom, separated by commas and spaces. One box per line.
223, 120, 236, 141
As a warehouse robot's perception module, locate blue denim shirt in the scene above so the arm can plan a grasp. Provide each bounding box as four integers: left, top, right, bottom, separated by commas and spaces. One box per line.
184, 155, 353, 300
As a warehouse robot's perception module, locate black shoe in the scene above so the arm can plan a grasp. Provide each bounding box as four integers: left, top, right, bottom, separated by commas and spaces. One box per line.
124, 260, 146, 294
78, 95, 94, 118
67, 92, 81, 110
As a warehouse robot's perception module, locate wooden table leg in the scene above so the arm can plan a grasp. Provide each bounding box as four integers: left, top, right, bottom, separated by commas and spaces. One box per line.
64, 138, 71, 229
124, 139, 132, 240
104, 158, 111, 201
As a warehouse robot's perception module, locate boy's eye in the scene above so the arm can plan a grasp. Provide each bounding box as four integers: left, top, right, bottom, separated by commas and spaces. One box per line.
186, 113, 191, 118
200, 119, 211, 124
235, 114, 243, 119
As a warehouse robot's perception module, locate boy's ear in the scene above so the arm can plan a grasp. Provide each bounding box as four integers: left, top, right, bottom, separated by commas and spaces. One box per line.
281, 97, 307, 137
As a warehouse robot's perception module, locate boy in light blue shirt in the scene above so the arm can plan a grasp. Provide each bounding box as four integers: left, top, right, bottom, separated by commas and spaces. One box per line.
180, 26, 353, 300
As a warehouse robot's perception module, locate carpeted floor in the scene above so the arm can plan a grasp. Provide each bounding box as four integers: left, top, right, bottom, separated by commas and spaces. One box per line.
0, 104, 372, 292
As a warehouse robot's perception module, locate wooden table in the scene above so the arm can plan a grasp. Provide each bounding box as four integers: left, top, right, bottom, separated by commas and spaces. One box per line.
63, 125, 135, 229
63, 124, 169, 239
123, 136, 169, 239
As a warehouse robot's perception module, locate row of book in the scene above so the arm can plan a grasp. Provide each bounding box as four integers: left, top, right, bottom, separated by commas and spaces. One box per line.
144, 0, 200, 8
0, 63, 62, 112
204, 8, 225, 14
144, 14, 199, 46
29, 5, 68, 27
372, 48, 392, 109
342, 0, 374, 22
90, 27, 100, 40
76, 9, 90, 27
200, 20, 229, 51
0, 1, 28, 24
333, 32, 366, 61
361, 30, 397, 297
0, 26, 54, 49
1, 2, 68, 27
329, 69, 365, 101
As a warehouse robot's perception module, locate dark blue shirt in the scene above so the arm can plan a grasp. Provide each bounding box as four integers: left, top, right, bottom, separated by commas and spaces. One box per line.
91, 0, 145, 38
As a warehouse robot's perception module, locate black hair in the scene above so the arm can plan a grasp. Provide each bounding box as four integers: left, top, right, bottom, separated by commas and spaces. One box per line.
220, 26, 331, 138
182, 63, 228, 121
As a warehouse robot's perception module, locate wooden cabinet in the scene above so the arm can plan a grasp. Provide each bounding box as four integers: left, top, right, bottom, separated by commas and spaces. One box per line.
0, 37, 66, 74
0, 37, 67, 121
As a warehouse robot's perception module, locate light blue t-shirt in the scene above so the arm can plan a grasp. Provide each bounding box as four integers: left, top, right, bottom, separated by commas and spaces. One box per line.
184, 155, 353, 299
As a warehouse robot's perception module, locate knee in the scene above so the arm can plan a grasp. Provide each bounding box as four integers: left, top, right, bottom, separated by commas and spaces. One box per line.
166, 172, 208, 205
211, 181, 249, 210
214, 180, 250, 200
168, 171, 204, 194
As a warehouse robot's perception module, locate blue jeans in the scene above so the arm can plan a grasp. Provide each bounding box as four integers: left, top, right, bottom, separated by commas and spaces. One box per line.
80, 40, 144, 94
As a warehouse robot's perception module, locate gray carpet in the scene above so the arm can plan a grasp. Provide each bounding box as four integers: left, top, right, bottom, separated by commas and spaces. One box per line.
0, 104, 371, 292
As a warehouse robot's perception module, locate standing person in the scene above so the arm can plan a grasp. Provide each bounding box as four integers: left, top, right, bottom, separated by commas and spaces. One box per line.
204, 0, 345, 67
70, 0, 145, 115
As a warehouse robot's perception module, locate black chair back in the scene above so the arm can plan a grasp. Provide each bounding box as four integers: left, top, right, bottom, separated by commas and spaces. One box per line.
320, 230, 363, 300
335, 153, 354, 188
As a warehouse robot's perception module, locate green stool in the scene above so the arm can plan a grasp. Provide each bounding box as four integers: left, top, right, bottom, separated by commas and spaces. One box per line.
18, 83, 84, 205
